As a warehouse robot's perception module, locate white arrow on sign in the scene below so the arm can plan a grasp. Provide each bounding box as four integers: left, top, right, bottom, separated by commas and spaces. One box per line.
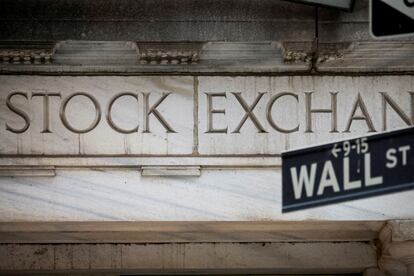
381, 0, 414, 20
331, 143, 341, 158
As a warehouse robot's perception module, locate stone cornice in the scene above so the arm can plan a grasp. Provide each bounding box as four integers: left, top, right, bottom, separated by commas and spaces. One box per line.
0, 40, 310, 73
316, 42, 414, 73
1, 40, 414, 74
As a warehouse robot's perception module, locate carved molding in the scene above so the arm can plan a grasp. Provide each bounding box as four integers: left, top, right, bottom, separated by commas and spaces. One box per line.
141, 166, 201, 176
0, 166, 55, 177
281, 41, 353, 65
281, 41, 313, 64
2, 40, 413, 73
138, 42, 202, 65
0, 41, 311, 72
0, 156, 281, 169
316, 42, 351, 63
316, 41, 414, 73
0, 43, 55, 64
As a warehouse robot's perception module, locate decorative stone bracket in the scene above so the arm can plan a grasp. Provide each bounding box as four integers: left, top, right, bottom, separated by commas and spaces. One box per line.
138, 42, 202, 65
0, 42, 55, 64
281, 41, 314, 64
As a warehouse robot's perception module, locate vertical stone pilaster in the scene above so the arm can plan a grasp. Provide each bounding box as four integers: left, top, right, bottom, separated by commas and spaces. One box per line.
379, 220, 414, 276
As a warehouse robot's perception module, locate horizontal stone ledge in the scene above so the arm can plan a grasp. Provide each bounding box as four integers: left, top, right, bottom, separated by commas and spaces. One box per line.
316, 42, 414, 73
0, 242, 377, 274
0, 156, 282, 168
0, 166, 55, 177
0, 221, 384, 243
141, 166, 201, 176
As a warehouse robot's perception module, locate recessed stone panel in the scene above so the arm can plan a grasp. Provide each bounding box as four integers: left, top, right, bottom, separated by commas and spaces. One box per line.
0, 76, 194, 155
198, 76, 414, 155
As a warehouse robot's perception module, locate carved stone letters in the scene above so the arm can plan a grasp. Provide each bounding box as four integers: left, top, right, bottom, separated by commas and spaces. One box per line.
0, 76, 413, 155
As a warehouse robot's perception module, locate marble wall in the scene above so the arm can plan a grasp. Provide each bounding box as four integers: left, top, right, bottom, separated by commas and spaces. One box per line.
0, 168, 413, 221
0, 75, 413, 221
0, 75, 412, 156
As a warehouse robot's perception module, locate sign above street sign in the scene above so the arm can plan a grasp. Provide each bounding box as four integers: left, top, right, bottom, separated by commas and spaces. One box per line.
282, 127, 414, 213
284, 0, 354, 11
371, 0, 414, 38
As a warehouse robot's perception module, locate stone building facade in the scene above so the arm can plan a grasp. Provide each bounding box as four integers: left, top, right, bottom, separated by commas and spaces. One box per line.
0, 0, 413, 275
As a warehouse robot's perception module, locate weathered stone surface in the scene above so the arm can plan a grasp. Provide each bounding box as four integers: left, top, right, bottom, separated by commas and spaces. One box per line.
0, 42, 55, 65
316, 42, 414, 73
391, 220, 414, 242
0, 169, 413, 221
0, 242, 376, 274
0, 0, 315, 21
318, 0, 371, 42
0, 41, 312, 74
318, 0, 414, 42
0, 221, 384, 243
379, 220, 414, 276
0, 0, 314, 42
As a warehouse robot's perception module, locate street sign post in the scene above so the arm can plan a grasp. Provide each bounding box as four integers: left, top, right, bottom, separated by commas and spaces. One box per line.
282, 127, 414, 213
